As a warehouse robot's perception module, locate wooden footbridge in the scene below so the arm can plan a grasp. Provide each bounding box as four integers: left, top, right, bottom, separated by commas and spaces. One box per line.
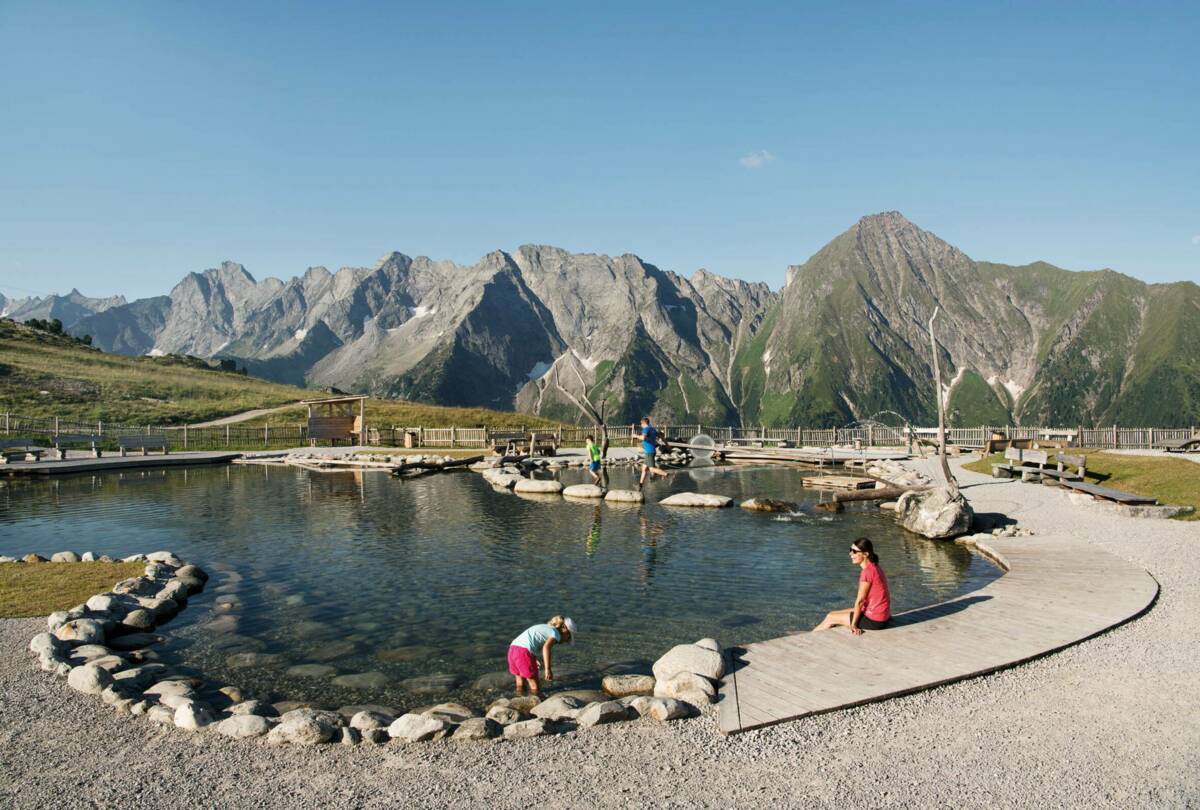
717, 534, 1158, 735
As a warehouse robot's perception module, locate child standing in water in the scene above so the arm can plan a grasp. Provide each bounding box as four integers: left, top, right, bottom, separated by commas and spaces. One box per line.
508, 615, 576, 696
585, 435, 603, 485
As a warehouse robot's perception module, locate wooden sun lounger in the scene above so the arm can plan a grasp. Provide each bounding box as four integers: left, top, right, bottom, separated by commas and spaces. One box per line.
1162, 437, 1200, 453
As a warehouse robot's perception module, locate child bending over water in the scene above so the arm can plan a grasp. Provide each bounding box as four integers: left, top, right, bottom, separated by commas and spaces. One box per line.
508, 615, 577, 695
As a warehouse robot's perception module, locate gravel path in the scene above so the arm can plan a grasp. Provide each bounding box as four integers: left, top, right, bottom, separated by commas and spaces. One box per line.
2, 457, 1197, 808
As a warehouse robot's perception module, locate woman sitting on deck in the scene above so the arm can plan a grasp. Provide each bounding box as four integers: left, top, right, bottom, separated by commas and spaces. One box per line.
814, 537, 891, 634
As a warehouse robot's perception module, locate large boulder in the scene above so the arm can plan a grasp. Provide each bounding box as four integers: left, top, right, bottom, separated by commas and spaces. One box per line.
513, 479, 564, 494
563, 484, 605, 499
482, 468, 522, 488
576, 700, 631, 728
604, 489, 644, 504
388, 713, 454, 742
67, 663, 114, 695
268, 709, 344, 746
652, 642, 724, 682
654, 672, 716, 705
51, 551, 80, 563
658, 492, 733, 508
895, 486, 973, 539
601, 674, 656, 698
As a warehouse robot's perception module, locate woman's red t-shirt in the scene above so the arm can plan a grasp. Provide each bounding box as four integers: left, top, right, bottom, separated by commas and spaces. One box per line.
859, 562, 891, 621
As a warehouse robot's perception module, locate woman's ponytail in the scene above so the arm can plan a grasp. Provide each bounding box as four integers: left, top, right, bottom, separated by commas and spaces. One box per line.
548, 615, 565, 630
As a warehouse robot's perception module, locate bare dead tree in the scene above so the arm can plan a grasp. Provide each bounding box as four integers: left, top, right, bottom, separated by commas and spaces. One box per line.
928, 306, 958, 493
549, 359, 611, 457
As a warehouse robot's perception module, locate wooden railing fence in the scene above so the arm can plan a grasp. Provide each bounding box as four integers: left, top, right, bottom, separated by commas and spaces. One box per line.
2, 413, 1196, 451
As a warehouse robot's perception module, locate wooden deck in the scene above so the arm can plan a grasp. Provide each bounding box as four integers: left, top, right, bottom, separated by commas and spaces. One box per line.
0, 451, 242, 476
717, 535, 1159, 735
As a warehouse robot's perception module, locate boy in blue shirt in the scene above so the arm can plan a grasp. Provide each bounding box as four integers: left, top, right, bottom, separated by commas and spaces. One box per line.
638, 416, 669, 489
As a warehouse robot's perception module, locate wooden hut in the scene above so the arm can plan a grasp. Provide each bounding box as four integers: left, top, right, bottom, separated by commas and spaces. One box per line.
303, 395, 367, 446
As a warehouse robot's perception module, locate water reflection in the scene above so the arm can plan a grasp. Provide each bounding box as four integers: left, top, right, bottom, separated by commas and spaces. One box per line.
0, 464, 999, 710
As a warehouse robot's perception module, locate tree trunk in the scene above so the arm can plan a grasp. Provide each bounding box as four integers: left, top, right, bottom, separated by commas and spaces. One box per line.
928, 307, 958, 493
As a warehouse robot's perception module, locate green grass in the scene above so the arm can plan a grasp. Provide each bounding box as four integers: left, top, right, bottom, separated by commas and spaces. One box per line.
0, 319, 564, 430
0, 561, 144, 618
964, 450, 1200, 520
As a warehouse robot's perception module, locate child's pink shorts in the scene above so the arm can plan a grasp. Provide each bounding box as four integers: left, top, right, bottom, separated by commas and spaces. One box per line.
507, 645, 539, 679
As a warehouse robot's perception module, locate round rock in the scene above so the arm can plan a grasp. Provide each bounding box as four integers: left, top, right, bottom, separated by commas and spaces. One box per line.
658, 492, 733, 508
563, 484, 605, 499
513, 479, 564, 494
68, 663, 114, 695
218, 714, 273, 739
604, 489, 645, 504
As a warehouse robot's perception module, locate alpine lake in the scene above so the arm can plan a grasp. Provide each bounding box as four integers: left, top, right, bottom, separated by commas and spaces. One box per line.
0, 461, 1000, 711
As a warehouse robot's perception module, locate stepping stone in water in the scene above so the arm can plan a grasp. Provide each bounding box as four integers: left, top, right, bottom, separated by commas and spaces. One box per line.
286, 663, 337, 678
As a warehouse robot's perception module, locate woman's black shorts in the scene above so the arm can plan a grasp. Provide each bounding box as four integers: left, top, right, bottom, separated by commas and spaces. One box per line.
858, 615, 890, 630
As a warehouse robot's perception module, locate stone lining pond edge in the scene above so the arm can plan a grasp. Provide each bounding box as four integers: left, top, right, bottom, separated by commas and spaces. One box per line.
22, 551, 719, 747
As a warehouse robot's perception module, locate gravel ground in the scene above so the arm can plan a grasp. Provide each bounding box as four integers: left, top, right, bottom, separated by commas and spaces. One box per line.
2, 456, 1197, 808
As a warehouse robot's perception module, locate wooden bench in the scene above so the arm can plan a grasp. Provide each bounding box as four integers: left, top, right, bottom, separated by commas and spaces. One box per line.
118, 436, 169, 456
489, 431, 527, 455
50, 434, 102, 460
528, 432, 557, 457
992, 447, 1048, 481
0, 438, 43, 464
1040, 452, 1086, 483
1162, 437, 1200, 454
1059, 480, 1157, 505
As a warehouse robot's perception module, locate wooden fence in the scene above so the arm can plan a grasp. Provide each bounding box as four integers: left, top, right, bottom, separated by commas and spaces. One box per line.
2, 413, 1196, 451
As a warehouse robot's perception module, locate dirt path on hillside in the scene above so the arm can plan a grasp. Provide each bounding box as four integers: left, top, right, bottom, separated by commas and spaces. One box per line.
187, 403, 302, 427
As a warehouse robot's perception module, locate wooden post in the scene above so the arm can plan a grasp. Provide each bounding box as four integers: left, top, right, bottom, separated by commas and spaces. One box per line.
183, 425, 188, 450
868, 423, 874, 447
4, 413, 8, 434
1112, 424, 1118, 449
54, 416, 60, 436
1149, 427, 1155, 449
450, 426, 456, 448
225, 425, 230, 446
264, 424, 269, 446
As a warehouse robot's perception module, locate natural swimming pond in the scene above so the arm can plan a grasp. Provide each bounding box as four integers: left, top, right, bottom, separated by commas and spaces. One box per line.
0, 463, 1000, 710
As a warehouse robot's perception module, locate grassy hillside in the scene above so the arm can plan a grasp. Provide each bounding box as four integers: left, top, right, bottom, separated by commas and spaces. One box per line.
0, 320, 561, 429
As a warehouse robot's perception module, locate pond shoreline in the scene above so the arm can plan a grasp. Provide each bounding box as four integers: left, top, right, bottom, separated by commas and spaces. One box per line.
1, 455, 1195, 806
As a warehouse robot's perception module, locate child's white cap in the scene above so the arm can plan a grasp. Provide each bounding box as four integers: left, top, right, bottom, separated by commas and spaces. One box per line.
563, 617, 578, 638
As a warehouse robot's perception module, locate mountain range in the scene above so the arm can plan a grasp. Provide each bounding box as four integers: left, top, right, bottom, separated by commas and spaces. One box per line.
15, 213, 1199, 427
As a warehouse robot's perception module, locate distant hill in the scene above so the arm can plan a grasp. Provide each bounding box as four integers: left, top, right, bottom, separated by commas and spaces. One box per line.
27, 213, 1200, 428
0, 319, 561, 429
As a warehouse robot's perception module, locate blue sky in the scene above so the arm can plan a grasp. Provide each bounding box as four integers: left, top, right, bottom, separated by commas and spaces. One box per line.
1, 1, 1197, 300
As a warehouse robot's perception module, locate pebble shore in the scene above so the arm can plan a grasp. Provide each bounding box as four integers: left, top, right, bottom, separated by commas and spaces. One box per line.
1, 456, 1196, 807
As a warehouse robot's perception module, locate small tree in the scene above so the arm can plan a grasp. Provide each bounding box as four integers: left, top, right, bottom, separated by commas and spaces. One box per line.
927, 307, 958, 493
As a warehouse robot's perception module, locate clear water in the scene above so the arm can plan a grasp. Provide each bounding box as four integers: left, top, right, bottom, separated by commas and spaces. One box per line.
0, 463, 1000, 711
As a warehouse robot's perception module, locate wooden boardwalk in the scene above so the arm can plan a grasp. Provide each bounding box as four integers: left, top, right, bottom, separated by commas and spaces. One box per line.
717, 535, 1159, 735
0, 451, 242, 476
